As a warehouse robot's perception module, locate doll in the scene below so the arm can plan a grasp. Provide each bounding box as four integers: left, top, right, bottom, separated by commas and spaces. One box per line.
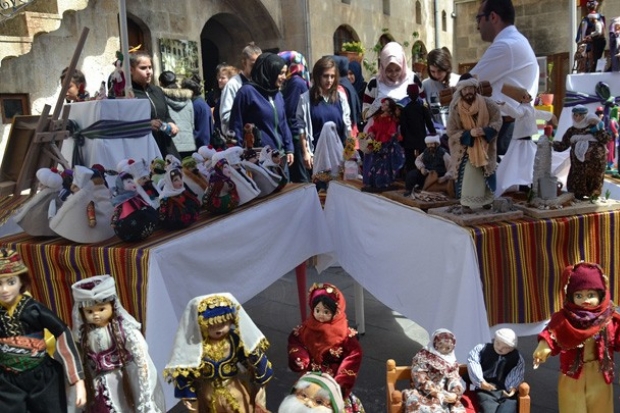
14, 167, 64, 237
203, 158, 240, 214
259, 145, 287, 191
361, 97, 405, 192
494, 83, 556, 197
401, 329, 466, 413
164, 293, 273, 413
400, 84, 437, 174
287, 283, 365, 413
533, 262, 620, 413
278, 372, 346, 413
71, 274, 165, 412
150, 157, 166, 186
212, 147, 261, 205
49, 165, 115, 243
0, 248, 86, 412
181, 155, 209, 201
404, 134, 452, 197
553, 105, 611, 199
467, 328, 524, 413
124, 158, 160, 208
110, 172, 158, 242
158, 166, 201, 230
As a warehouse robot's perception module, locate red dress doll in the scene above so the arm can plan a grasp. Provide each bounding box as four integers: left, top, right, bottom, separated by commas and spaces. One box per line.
366, 97, 400, 144
287, 283, 365, 412
158, 167, 200, 230
533, 262, 620, 413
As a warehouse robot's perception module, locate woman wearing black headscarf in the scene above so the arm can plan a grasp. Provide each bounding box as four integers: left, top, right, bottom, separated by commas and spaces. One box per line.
334, 56, 362, 136
348, 60, 367, 105
230, 52, 294, 166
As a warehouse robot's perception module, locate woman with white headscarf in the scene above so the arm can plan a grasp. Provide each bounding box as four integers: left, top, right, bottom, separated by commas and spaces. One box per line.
362, 42, 422, 121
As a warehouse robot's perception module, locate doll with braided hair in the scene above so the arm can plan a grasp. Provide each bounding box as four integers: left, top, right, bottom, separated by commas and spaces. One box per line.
164, 293, 273, 413
71, 274, 165, 413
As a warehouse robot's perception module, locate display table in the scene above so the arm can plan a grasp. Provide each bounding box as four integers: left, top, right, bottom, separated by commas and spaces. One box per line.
318, 181, 491, 361
0, 184, 333, 408
467, 210, 619, 326
60, 99, 161, 173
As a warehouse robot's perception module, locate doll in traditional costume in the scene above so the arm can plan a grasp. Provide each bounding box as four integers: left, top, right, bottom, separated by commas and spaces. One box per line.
288, 283, 365, 413
14, 167, 64, 237
401, 329, 466, 413
164, 293, 273, 413
181, 155, 209, 201
203, 158, 240, 214
50, 165, 115, 243
311, 121, 345, 192
361, 98, 405, 192
212, 148, 261, 205
278, 372, 346, 413
158, 166, 201, 230
467, 328, 524, 413
404, 134, 452, 197
553, 105, 611, 199
0, 248, 86, 412
494, 83, 556, 197
150, 157, 166, 186
59, 168, 74, 201
110, 172, 158, 242
533, 262, 620, 413
122, 158, 160, 207
259, 145, 287, 191
71, 274, 165, 412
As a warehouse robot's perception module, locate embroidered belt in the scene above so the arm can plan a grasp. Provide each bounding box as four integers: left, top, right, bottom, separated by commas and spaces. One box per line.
0, 351, 45, 373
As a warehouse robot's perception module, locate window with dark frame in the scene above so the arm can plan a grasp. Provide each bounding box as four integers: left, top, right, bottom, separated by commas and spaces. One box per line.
415, 1, 422, 25
0, 94, 30, 124
442, 10, 447, 31
383, 0, 390, 15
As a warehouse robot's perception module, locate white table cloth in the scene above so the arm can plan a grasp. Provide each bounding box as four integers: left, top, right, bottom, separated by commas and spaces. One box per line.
144, 184, 334, 407
61, 100, 161, 176
318, 181, 490, 361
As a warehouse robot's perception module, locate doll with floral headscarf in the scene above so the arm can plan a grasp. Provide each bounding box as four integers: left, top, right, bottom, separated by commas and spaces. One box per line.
533, 262, 620, 413
158, 166, 200, 230
71, 274, 165, 413
164, 293, 273, 413
288, 283, 365, 413
402, 329, 466, 413
203, 158, 240, 214
110, 172, 158, 242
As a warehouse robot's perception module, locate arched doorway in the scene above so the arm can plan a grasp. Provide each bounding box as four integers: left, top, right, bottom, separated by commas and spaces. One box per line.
333, 24, 360, 54
125, 14, 151, 54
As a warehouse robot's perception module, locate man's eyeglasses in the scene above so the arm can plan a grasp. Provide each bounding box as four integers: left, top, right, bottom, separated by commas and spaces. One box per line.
475, 12, 489, 24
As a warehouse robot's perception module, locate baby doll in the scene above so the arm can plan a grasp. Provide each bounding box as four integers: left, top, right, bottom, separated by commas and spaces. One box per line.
164, 293, 273, 413
71, 274, 165, 412
553, 105, 611, 199
158, 166, 201, 230
404, 134, 452, 197
402, 329, 466, 413
110, 172, 158, 242
203, 158, 240, 214
14, 167, 64, 237
467, 328, 524, 413
50, 165, 115, 243
278, 372, 346, 413
494, 84, 556, 197
533, 261, 620, 413
0, 248, 86, 412
288, 283, 365, 413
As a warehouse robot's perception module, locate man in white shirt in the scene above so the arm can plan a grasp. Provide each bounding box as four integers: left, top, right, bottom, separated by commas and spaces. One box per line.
470, 0, 539, 157
219, 43, 262, 136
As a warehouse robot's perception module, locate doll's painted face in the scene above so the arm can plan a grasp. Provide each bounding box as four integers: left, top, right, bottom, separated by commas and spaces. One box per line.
434, 336, 455, 355
381, 99, 390, 113
222, 164, 232, 178
426, 142, 439, 152
290, 381, 334, 411
171, 173, 184, 190
204, 321, 232, 341
82, 302, 113, 328
572, 289, 601, 308
572, 112, 586, 123
0, 275, 22, 307
313, 302, 334, 323
461, 86, 477, 105
492, 339, 514, 355
123, 177, 137, 192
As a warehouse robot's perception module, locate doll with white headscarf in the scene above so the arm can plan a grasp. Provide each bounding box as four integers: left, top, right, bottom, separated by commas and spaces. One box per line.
110, 172, 158, 241
71, 275, 165, 413
402, 329, 466, 413
14, 167, 64, 236
164, 293, 273, 413
157, 166, 201, 230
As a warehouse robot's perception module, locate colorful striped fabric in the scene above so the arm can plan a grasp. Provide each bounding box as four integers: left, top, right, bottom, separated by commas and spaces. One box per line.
468, 210, 619, 326
0, 184, 304, 329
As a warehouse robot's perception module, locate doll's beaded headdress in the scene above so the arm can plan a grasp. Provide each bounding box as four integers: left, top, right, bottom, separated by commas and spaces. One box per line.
197, 295, 239, 327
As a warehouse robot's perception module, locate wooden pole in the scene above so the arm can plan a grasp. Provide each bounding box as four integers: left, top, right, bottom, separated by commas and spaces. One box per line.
119, 0, 134, 98
52, 27, 89, 121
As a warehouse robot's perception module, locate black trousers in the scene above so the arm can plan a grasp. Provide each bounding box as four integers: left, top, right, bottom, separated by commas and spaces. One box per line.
476, 389, 517, 413
0, 356, 67, 413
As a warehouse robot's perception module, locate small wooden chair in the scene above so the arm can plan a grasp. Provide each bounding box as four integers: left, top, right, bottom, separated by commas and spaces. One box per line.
386, 359, 530, 413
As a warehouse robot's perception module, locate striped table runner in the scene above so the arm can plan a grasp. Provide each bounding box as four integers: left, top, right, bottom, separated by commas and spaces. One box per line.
468, 210, 619, 325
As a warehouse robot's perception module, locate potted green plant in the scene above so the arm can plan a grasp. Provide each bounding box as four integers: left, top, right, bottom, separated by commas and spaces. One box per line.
339, 41, 364, 63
